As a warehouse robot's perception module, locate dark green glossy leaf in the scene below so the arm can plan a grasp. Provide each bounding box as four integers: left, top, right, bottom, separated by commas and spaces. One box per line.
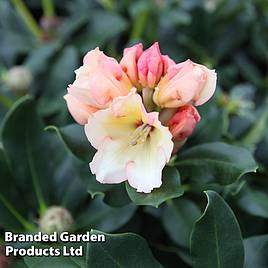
237, 186, 268, 219
52, 154, 89, 213
189, 102, 225, 145
0, 1, 35, 64
241, 104, 268, 146
25, 41, 61, 75
45, 124, 94, 162
75, 196, 136, 232
162, 198, 201, 248
176, 142, 257, 185
102, 183, 131, 207
126, 167, 184, 207
38, 46, 78, 117
24, 255, 79, 268
190, 191, 244, 268
74, 162, 132, 208
244, 234, 268, 268
0, 148, 26, 230
1, 96, 55, 211
76, 11, 128, 53
23, 230, 162, 268
84, 230, 163, 268
235, 53, 262, 86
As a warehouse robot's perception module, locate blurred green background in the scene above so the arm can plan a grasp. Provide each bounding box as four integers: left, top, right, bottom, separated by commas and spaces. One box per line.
1, 0, 268, 267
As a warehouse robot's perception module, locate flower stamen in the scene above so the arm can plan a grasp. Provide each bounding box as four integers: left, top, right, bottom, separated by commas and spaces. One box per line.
129, 124, 152, 146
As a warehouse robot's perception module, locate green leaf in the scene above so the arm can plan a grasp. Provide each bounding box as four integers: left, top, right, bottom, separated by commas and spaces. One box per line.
190, 103, 225, 145
235, 53, 262, 86
75, 162, 131, 207
102, 183, 131, 207
24, 255, 79, 268
190, 190, 244, 268
241, 104, 268, 146
162, 198, 201, 248
244, 234, 268, 268
237, 186, 268, 219
23, 230, 163, 268
126, 167, 184, 207
1, 96, 55, 213
52, 155, 89, 213
75, 11, 128, 53
38, 46, 78, 117
45, 124, 95, 162
11, 259, 28, 268
75, 196, 136, 232
0, 148, 28, 230
176, 142, 257, 185
84, 230, 163, 268
25, 41, 61, 75
0, 1, 35, 64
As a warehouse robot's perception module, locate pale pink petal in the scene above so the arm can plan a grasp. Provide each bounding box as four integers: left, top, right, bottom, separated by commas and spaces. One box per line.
120, 43, 143, 88
194, 68, 217, 106
64, 94, 97, 125
154, 59, 216, 108
162, 55, 176, 74
65, 47, 133, 124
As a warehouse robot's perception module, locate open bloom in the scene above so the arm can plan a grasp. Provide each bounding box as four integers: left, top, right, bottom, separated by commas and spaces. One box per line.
64, 42, 217, 193
85, 92, 173, 193
65, 48, 132, 124
153, 59, 217, 108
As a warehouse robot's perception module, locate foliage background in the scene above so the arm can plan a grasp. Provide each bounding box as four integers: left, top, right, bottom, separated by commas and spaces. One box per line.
0, 0, 268, 267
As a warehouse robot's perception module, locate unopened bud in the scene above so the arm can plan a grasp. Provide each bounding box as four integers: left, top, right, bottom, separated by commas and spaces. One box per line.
5, 66, 32, 93
40, 16, 61, 41
166, 105, 201, 153
39, 206, 74, 234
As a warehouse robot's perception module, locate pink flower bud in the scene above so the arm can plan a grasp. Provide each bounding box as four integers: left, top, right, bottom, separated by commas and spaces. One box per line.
153, 59, 217, 108
167, 105, 201, 142
120, 43, 143, 89
137, 42, 164, 88
162, 55, 176, 74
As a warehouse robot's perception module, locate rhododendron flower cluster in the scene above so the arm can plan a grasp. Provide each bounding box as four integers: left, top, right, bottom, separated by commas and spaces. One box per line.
64, 42, 217, 193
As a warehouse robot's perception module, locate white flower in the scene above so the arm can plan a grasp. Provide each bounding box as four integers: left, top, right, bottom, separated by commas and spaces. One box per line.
85, 92, 173, 193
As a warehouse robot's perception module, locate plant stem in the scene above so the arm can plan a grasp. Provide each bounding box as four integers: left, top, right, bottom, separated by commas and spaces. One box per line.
42, 0, 55, 17
129, 9, 149, 41
11, 0, 42, 40
0, 194, 34, 231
